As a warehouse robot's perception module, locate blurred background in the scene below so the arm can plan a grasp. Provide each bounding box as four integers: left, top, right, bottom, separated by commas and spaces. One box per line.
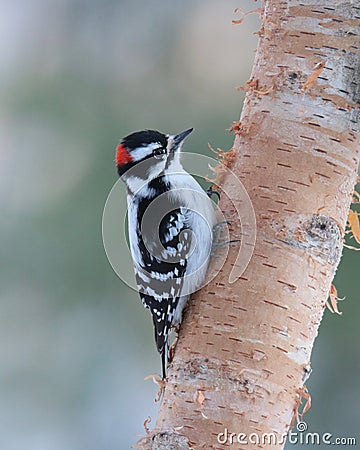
1, 0, 358, 448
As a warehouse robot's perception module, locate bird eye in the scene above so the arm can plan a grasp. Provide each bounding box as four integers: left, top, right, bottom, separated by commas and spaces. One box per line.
153, 147, 166, 159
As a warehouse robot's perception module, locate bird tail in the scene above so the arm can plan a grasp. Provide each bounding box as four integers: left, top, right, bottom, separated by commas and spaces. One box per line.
152, 314, 169, 379
160, 344, 168, 379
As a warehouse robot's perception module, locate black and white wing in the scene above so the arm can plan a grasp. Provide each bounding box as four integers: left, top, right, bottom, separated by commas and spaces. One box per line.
132, 200, 192, 377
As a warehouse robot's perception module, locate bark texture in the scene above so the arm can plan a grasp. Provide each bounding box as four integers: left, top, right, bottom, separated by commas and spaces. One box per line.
137, 1, 360, 449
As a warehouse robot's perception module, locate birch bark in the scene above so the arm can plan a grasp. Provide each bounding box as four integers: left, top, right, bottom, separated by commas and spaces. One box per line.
138, 1, 360, 448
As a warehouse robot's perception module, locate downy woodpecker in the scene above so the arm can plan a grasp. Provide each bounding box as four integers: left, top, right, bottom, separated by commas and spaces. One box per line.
115, 128, 216, 378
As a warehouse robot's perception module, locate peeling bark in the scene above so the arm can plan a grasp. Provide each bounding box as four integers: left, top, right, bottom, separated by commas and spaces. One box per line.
136, 1, 360, 449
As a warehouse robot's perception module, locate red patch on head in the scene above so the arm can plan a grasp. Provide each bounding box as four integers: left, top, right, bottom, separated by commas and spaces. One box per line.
115, 143, 133, 166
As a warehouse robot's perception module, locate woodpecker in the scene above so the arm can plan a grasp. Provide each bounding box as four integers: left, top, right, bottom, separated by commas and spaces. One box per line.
115, 128, 216, 378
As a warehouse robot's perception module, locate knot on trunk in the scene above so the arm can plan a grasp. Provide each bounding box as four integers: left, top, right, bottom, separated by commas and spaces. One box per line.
136, 431, 190, 450
284, 214, 342, 267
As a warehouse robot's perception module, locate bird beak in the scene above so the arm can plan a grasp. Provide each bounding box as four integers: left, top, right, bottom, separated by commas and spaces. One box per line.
171, 128, 193, 151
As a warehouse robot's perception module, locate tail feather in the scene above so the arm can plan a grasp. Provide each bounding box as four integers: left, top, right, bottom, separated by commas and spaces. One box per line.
152, 312, 169, 378
141, 293, 180, 379
161, 345, 168, 379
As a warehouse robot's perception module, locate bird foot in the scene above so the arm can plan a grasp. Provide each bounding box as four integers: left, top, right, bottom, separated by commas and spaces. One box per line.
212, 221, 240, 253
207, 185, 221, 201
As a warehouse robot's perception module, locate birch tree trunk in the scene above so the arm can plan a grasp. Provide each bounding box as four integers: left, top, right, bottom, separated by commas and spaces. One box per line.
137, 1, 360, 449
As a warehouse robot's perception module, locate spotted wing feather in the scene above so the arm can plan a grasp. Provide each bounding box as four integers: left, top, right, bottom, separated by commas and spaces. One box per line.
134, 203, 191, 377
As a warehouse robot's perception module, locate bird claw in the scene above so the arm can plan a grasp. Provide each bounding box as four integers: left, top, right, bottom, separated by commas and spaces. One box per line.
207, 185, 221, 200
212, 221, 241, 252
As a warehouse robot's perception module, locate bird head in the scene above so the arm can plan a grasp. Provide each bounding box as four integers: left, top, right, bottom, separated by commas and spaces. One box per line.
115, 128, 193, 186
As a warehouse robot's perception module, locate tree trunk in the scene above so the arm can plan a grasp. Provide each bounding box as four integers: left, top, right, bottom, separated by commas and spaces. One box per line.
137, 1, 360, 449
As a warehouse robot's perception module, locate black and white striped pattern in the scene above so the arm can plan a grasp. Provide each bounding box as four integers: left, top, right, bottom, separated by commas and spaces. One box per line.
130, 177, 193, 378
